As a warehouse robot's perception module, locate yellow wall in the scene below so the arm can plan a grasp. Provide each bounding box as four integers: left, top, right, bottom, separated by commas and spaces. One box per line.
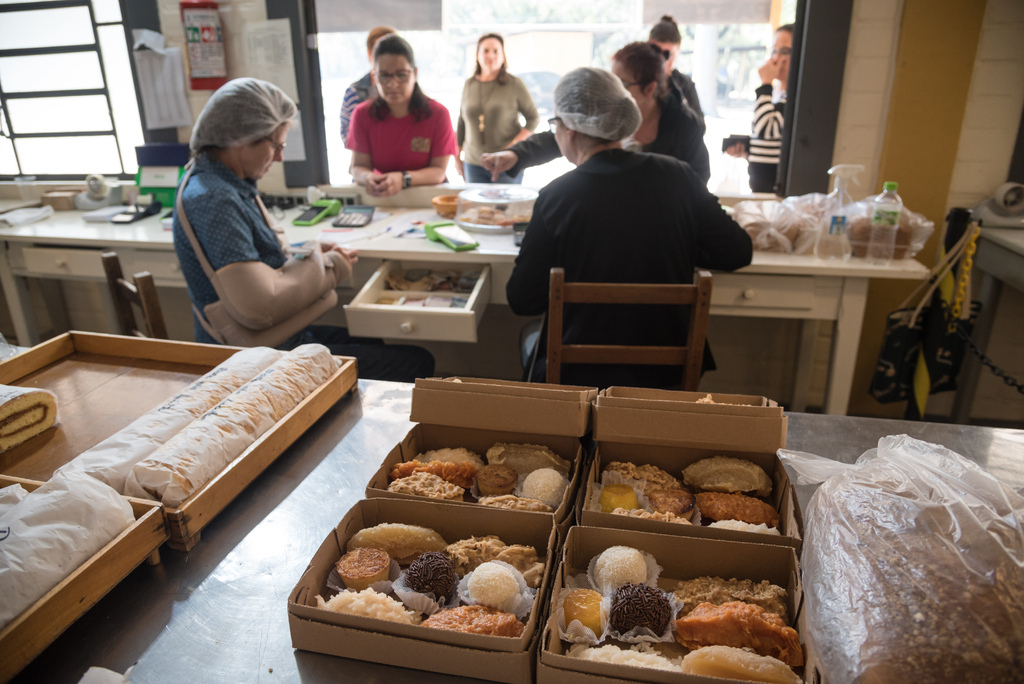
845, 0, 988, 416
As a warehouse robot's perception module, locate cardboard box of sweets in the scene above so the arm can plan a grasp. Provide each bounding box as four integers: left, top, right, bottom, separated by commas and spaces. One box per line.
584, 387, 802, 551
366, 377, 597, 524
537, 525, 821, 684
288, 497, 558, 684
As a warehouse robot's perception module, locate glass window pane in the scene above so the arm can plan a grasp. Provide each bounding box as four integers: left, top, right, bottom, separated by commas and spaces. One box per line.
15, 136, 123, 175
0, 53, 104, 93
98, 26, 143, 175
92, 0, 121, 24
7, 96, 112, 134
0, 8, 95, 50
0, 137, 18, 176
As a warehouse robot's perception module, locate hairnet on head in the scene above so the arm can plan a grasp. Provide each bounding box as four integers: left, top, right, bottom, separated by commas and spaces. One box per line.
190, 78, 297, 152
554, 67, 641, 142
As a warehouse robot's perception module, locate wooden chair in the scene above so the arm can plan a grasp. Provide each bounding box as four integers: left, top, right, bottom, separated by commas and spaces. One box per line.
546, 267, 713, 390
101, 251, 168, 339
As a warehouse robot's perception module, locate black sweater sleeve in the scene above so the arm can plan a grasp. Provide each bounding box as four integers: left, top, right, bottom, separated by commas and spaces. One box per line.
506, 131, 562, 177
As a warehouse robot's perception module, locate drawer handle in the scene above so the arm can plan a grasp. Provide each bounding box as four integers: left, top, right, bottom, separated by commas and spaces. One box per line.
55, 258, 68, 269
399, 321, 415, 334
743, 288, 756, 300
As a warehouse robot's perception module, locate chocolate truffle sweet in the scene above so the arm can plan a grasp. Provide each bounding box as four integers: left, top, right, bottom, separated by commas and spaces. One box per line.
609, 582, 672, 635
406, 551, 458, 599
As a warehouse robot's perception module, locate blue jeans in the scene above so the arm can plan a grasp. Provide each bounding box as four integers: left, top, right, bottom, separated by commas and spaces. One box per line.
465, 162, 523, 185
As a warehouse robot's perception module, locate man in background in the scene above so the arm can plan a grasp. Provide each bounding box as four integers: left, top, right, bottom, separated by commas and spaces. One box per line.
340, 25, 396, 146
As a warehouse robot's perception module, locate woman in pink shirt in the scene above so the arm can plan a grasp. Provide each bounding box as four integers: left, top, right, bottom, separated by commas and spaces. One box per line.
348, 34, 457, 197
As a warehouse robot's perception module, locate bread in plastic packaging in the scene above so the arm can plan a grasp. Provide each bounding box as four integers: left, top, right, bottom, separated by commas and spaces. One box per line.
788, 435, 1024, 683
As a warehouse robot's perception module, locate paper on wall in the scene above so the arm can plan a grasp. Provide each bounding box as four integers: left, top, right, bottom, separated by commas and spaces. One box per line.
242, 18, 299, 103
132, 29, 193, 130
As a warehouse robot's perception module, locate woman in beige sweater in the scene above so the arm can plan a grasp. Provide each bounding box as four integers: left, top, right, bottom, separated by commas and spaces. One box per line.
455, 33, 539, 184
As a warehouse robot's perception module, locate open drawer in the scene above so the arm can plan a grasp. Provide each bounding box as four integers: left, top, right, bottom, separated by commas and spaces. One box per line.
344, 260, 490, 342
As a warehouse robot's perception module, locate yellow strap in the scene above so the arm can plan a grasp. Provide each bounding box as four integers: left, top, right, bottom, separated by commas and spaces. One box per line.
948, 225, 980, 332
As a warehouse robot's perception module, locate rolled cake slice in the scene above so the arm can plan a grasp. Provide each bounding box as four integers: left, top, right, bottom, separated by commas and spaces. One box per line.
0, 384, 58, 451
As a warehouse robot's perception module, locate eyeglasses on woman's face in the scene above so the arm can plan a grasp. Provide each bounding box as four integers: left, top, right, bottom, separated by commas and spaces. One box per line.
261, 137, 287, 154
547, 117, 562, 134
374, 69, 413, 84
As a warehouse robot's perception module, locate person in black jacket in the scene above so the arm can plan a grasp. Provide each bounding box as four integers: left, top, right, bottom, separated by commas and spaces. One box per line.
648, 14, 703, 123
481, 43, 710, 185
506, 67, 752, 390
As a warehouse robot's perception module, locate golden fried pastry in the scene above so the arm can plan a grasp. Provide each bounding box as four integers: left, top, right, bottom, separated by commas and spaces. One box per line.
598, 483, 640, 513
477, 494, 552, 512
673, 577, 789, 624
445, 536, 545, 588
485, 443, 570, 475
683, 455, 773, 498
602, 461, 681, 490
674, 601, 804, 667
417, 447, 485, 469
388, 471, 465, 501
696, 492, 779, 528
347, 523, 447, 564
335, 547, 391, 591
646, 487, 696, 519
563, 589, 603, 635
475, 464, 518, 496
681, 646, 801, 684
315, 588, 419, 625
421, 605, 525, 637
389, 459, 477, 489
611, 508, 693, 525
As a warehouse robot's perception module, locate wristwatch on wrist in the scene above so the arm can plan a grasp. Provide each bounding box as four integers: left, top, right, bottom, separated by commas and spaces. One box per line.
402, 171, 412, 189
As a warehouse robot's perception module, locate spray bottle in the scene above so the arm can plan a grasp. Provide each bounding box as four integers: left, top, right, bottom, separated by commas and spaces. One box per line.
814, 164, 863, 260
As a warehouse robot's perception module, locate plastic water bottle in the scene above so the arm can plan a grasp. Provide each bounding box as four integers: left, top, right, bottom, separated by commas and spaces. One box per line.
867, 182, 902, 264
814, 164, 861, 260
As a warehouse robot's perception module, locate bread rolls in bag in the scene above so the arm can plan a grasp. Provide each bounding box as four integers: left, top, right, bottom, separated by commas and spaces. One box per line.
124, 345, 338, 507
58, 346, 283, 492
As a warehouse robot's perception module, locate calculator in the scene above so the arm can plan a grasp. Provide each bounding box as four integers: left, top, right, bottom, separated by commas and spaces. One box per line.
331, 205, 375, 227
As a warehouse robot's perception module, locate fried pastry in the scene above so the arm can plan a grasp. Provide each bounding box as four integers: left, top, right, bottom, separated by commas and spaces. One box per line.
315, 588, 419, 625
417, 447, 485, 469
444, 535, 545, 588
696, 492, 779, 528
347, 522, 447, 564
335, 547, 391, 591
674, 601, 804, 667
422, 605, 525, 637
683, 455, 773, 498
646, 487, 696, 519
602, 461, 681, 490
388, 471, 465, 501
673, 577, 789, 624
611, 508, 692, 525
681, 645, 801, 684
389, 459, 477, 489
477, 494, 552, 512
475, 464, 517, 495
485, 442, 570, 475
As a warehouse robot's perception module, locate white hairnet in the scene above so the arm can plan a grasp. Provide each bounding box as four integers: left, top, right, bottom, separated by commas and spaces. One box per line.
190, 78, 297, 152
554, 67, 641, 142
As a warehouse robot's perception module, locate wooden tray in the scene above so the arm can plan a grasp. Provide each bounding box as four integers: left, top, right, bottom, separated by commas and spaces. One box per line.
0, 332, 358, 550
0, 475, 168, 684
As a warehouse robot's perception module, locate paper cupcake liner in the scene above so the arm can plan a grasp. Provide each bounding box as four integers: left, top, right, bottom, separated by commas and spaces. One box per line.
326, 558, 401, 595
602, 588, 683, 644
458, 559, 535, 620
392, 569, 459, 616
554, 584, 609, 644
586, 546, 663, 595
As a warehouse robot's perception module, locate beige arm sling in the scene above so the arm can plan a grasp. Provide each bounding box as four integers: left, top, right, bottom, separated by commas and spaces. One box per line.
175, 162, 348, 348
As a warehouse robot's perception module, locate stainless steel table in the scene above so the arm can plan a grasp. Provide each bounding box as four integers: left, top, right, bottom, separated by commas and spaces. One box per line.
12, 380, 1024, 683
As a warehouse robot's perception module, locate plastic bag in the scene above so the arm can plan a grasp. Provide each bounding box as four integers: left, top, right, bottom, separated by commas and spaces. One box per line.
715, 156, 750, 196
732, 200, 794, 252
799, 435, 1024, 684
846, 201, 935, 259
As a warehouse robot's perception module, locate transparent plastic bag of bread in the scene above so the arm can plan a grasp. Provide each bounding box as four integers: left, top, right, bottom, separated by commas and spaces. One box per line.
732, 200, 794, 252
846, 200, 935, 259
799, 435, 1024, 684
777, 192, 828, 255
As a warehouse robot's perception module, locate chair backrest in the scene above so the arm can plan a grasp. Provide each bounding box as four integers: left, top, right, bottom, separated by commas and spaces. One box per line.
545, 267, 713, 390
101, 251, 168, 339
